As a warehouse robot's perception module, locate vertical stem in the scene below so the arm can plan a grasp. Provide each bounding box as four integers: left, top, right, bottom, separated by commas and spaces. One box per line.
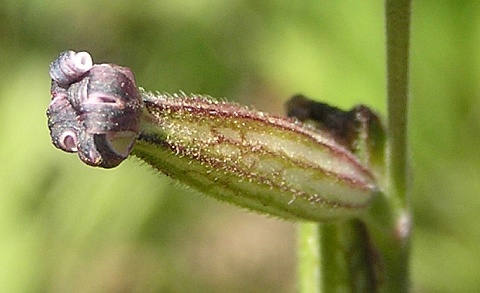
299, 221, 380, 293
297, 223, 321, 293
319, 223, 351, 292
364, 1, 412, 292
383, 0, 413, 286
298, 1, 412, 292
385, 0, 411, 206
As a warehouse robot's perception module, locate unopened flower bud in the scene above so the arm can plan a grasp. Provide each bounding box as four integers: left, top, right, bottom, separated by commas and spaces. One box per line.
47, 51, 142, 168
46, 51, 378, 221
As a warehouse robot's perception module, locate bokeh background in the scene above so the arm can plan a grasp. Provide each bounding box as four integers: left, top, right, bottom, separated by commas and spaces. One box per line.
1, 0, 479, 292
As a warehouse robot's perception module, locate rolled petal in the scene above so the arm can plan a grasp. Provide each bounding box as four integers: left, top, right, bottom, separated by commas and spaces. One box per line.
49, 50, 93, 86
47, 51, 142, 168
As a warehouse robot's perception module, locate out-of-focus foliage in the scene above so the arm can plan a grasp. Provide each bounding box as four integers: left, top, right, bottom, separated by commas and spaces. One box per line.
0, 0, 478, 292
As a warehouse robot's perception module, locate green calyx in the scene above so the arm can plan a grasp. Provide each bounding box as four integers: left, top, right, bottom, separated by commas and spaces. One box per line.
133, 91, 379, 222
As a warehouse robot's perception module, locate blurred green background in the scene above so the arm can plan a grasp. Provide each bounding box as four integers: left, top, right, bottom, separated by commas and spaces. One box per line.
0, 0, 479, 292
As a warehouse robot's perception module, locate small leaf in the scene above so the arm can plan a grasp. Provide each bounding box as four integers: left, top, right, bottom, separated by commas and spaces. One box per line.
286, 94, 387, 184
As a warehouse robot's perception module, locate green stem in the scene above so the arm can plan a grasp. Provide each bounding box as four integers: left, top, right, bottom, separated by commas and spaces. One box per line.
297, 1, 412, 292
363, 194, 411, 292
363, 0, 412, 291
297, 223, 321, 293
319, 223, 352, 292
385, 0, 411, 206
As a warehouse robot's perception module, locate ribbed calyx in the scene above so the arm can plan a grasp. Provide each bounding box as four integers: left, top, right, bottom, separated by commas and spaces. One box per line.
133, 92, 378, 221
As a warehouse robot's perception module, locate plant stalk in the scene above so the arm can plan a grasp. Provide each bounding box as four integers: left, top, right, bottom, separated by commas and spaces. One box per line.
297, 223, 321, 293
385, 0, 411, 207
297, 0, 412, 292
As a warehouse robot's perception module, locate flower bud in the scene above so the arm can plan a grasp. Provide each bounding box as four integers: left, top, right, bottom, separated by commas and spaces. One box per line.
47, 51, 143, 168
46, 51, 378, 221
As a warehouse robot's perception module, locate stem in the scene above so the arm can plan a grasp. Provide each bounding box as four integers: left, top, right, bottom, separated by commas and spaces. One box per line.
297, 223, 321, 293
363, 0, 412, 292
385, 0, 411, 206
299, 220, 381, 293
319, 223, 350, 292
297, 1, 412, 292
